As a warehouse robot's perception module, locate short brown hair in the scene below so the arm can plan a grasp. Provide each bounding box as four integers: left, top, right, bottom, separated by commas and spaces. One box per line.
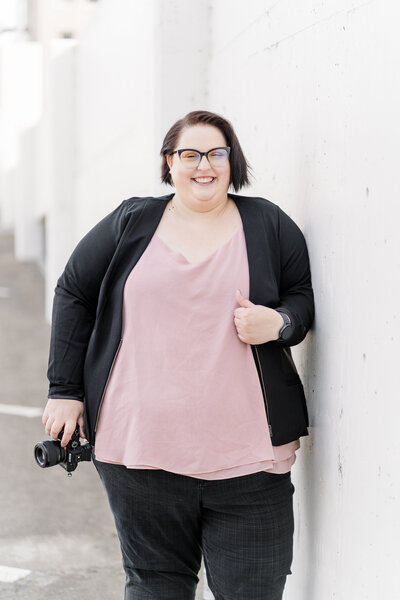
160, 110, 251, 192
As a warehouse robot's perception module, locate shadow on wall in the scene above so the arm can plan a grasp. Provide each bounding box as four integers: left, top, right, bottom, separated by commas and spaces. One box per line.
302, 323, 320, 600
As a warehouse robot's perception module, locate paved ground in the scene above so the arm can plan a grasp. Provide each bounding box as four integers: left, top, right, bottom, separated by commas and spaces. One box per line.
0, 233, 209, 600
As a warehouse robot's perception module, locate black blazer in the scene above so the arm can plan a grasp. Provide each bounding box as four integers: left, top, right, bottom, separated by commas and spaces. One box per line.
48, 193, 315, 446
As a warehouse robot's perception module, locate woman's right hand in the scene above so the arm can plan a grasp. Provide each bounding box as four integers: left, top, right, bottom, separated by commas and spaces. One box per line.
42, 399, 86, 448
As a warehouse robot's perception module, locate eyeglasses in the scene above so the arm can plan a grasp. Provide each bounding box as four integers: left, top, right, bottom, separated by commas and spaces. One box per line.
169, 146, 231, 169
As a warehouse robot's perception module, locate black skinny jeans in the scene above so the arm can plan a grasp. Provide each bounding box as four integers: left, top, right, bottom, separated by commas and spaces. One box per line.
93, 456, 295, 600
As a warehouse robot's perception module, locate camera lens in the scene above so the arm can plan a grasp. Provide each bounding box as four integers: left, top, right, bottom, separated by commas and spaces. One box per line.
34, 440, 66, 468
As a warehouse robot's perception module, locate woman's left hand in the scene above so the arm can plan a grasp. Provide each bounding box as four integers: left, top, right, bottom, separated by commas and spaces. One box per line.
233, 290, 284, 345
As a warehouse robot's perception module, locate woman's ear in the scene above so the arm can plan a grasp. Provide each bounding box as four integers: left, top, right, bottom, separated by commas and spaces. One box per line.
166, 154, 173, 170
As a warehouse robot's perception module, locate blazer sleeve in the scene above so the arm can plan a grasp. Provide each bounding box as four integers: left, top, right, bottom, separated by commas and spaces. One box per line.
271, 206, 315, 347
47, 200, 131, 401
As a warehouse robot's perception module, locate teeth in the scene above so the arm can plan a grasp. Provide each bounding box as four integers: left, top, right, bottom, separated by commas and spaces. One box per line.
194, 177, 214, 183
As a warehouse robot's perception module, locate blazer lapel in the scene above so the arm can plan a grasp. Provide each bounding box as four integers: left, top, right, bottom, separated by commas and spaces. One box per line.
231, 194, 279, 307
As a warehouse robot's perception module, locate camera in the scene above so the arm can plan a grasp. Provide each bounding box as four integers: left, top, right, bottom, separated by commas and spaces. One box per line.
34, 424, 92, 473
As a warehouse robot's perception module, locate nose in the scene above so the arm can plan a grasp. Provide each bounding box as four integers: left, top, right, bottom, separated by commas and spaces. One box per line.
197, 155, 210, 170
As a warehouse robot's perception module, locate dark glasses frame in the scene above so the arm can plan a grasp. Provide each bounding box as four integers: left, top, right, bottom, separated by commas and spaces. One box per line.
169, 146, 231, 167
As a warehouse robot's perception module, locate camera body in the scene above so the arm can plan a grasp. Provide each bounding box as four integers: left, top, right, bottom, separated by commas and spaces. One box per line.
34, 425, 92, 473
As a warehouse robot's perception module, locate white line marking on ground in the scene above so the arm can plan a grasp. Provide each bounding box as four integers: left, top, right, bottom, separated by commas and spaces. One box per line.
0, 565, 31, 583
0, 403, 43, 418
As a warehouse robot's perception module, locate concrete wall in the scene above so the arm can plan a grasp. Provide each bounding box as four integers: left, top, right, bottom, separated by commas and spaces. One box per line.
0, 39, 42, 259
154, 0, 211, 153
74, 0, 211, 241
28, 0, 97, 42
1, 1, 399, 597
206, 1, 400, 598
44, 40, 78, 310
74, 0, 158, 240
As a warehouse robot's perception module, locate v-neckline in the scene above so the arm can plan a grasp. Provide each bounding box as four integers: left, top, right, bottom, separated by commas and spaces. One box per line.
154, 224, 243, 266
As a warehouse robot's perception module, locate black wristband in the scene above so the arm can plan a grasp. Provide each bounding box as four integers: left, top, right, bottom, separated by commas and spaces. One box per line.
276, 311, 292, 341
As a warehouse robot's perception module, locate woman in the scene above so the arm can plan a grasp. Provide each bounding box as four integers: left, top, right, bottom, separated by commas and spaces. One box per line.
43, 110, 314, 600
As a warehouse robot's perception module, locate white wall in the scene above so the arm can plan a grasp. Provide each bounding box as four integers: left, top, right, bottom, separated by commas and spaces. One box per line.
0, 39, 43, 259
74, 0, 211, 240
74, 0, 158, 240
207, 1, 400, 598
44, 40, 78, 312
153, 0, 211, 155
28, 0, 96, 42
0, 0, 27, 33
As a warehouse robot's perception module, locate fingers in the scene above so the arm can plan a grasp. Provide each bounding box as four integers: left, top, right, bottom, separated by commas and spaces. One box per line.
233, 308, 249, 340
234, 322, 241, 331
45, 417, 83, 447
44, 416, 66, 444
236, 289, 254, 308
233, 307, 248, 320
233, 307, 246, 341
43, 402, 60, 439
43, 414, 55, 437
60, 420, 77, 448
78, 415, 87, 441
236, 289, 244, 303
42, 399, 85, 447
233, 317, 247, 343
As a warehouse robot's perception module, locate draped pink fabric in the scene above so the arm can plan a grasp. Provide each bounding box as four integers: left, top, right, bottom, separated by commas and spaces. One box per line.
94, 224, 300, 479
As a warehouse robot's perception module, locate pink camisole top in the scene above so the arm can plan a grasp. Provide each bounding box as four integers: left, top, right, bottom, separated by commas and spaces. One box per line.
94, 223, 300, 479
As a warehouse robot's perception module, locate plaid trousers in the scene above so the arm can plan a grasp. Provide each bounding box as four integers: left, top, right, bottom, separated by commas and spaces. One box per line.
93, 456, 295, 600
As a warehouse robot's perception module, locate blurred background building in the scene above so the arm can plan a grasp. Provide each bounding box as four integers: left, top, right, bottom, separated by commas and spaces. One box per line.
1, 1, 400, 599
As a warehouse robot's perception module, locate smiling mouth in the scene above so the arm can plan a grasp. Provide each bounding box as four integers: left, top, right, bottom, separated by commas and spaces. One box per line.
192, 177, 216, 185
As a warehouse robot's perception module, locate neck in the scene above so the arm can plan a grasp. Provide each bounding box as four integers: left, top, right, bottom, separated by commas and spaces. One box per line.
169, 193, 231, 223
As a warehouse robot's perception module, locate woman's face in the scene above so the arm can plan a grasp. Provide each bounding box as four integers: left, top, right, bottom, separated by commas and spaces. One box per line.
167, 124, 231, 211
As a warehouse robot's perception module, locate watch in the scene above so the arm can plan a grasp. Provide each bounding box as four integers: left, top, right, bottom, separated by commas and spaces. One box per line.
277, 311, 292, 341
